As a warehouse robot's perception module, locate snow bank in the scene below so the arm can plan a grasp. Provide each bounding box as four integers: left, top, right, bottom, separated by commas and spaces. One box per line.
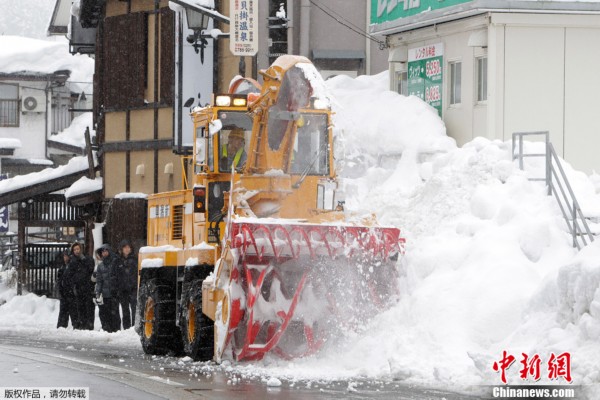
0, 275, 139, 347
326, 71, 455, 174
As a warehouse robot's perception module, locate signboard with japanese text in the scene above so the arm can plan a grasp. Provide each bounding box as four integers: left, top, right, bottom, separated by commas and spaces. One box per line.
371, 0, 473, 25
230, 0, 258, 56
0, 174, 8, 233
407, 43, 443, 116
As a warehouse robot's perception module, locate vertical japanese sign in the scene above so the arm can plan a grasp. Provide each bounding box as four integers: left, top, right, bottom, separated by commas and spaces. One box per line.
230, 0, 258, 56
408, 43, 443, 116
0, 174, 8, 233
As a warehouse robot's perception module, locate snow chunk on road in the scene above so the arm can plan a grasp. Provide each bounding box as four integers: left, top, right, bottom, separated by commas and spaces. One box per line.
266, 377, 282, 387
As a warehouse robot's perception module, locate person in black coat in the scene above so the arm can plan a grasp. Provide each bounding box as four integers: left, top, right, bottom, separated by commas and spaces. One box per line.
95, 244, 121, 332
56, 250, 75, 328
65, 242, 95, 330
116, 240, 138, 330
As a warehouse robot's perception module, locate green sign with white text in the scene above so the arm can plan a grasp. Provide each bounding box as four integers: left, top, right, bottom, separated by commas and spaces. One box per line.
408, 43, 443, 116
371, 0, 473, 24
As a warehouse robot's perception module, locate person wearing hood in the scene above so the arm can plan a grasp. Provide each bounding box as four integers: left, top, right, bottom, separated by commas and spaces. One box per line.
95, 244, 121, 332
65, 242, 95, 330
116, 239, 137, 330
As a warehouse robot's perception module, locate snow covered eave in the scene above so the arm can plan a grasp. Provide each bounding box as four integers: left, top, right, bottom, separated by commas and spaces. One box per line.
47, 139, 86, 156
0, 149, 16, 156
0, 156, 99, 208
0, 70, 70, 83
67, 189, 102, 207
48, 0, 71, 35
169, 0, 230, 25
370, 0, 600, 36
65, 176, 103, 206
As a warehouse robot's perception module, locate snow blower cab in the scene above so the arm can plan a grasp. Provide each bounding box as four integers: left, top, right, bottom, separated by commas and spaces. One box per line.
136, 55, 404, 362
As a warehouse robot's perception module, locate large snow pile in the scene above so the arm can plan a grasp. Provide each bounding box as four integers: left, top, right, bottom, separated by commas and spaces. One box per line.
0, 36, 94, 83
228, 72, 600, 396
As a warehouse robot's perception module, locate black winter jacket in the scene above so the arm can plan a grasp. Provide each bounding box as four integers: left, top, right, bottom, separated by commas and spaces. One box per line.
117, 253, 138, 293
64, 254, 94, 297
56, 262, 74, 299
95, 253, 119, 299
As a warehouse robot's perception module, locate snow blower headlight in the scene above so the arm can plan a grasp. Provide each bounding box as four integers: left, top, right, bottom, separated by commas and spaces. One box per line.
215, 95, 231, 107
232, 97, 247, 107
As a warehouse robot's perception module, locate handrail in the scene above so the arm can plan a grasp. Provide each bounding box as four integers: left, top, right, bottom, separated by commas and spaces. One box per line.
513, 132, 594, 250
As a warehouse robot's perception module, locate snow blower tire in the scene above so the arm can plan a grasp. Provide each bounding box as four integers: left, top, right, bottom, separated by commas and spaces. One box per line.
137, 277, 183, 356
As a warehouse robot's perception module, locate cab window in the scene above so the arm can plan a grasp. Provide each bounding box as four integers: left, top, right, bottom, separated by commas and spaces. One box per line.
290, 114, 329, 176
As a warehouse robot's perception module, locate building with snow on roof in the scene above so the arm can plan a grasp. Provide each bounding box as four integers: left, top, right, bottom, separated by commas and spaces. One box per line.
0, 35, 94, 176
373, 0, 600, 173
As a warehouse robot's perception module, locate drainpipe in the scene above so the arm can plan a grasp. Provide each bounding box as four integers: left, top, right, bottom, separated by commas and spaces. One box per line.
45, 80, 51, 161
300, 0, 310, 58
366, 0, 371, 75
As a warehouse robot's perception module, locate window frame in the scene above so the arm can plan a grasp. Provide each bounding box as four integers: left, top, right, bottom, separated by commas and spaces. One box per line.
449, 60, 462, 106
476, 56, 488, 103
396, 70, 408, 96
0, 83, 20, 128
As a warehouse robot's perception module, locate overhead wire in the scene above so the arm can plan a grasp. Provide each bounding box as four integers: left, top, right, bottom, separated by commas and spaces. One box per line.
307, 0, 387, 49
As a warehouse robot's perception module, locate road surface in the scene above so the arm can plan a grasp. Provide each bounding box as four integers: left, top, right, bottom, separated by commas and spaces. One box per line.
0, 333, 482, 399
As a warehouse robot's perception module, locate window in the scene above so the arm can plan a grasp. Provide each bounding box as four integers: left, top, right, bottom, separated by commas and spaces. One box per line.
0, 83, 19, 127
449, 61, 462, 105
396, 71, 408, 96
477, 57, 488, 102
216, 111, 253, 173
290, 113, 330, 176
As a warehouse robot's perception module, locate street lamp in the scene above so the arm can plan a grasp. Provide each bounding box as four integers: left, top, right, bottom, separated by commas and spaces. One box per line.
186, 9, 210, 31
186, 9, 211, 63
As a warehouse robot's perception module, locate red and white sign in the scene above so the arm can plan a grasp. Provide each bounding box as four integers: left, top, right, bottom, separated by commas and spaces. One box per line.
408, 43, 444, 62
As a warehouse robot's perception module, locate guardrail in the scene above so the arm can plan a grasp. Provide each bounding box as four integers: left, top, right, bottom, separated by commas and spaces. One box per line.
512, 131, 594, 250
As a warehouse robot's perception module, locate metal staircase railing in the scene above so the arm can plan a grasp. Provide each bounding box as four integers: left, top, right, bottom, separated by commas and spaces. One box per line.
512, 131, 594, 250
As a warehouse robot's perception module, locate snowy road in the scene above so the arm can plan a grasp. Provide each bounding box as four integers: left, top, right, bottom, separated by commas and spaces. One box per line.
0, 333, 480, 400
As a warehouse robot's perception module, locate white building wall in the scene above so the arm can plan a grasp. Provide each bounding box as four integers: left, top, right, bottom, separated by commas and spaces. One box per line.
564, 27, 600, 174
387, 12, 600, 173
0, 81, 48, 160
387, 15, 489, 146
490, 13, 600, 173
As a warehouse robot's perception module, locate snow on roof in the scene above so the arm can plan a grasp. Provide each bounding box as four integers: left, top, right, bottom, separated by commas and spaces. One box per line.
64, 176, 102, 199
0, 156, 94, 195
115, 192, 148, 199
0, 36, 93, 83
23, 159, 54, 166
50, 113, 95, 149
0, 138, 22, 149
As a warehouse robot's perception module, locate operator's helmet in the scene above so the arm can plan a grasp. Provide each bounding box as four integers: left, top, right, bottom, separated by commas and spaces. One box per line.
229, 127, 245, 140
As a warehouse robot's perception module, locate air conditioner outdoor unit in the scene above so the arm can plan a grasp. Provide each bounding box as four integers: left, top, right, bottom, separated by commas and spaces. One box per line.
21, 95, 46, 113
